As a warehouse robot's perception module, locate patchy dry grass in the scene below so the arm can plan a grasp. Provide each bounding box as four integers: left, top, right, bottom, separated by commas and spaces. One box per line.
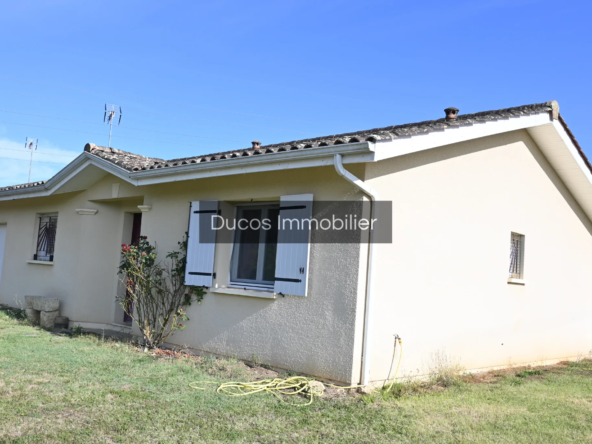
1, 310, 592, 443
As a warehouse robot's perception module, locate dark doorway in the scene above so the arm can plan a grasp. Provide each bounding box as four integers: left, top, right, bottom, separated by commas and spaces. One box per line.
131, 213, 143, 246
124, 213, 142, 323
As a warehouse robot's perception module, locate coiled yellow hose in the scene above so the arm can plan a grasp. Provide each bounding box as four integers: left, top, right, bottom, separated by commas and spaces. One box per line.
190, 376, 361, 406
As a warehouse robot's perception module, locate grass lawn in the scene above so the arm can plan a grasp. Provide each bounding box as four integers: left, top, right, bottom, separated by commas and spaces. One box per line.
1, 311, 592, 443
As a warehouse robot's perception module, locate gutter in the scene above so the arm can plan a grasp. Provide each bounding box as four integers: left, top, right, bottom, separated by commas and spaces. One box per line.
0, 142, 375, 200
333, 153, 378, 386
129, 141, 374, 184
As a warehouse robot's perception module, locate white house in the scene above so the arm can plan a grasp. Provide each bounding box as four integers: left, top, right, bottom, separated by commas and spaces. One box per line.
1, 101, 591, 385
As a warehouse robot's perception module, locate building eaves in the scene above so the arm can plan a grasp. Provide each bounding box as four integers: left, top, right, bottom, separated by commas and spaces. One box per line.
557, 114, 592, 174
0, 181, 46, 193
2, 101, 585, 193
85, 102, 557, 173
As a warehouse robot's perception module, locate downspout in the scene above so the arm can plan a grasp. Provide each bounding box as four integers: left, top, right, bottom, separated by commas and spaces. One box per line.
333, 153, 378, 386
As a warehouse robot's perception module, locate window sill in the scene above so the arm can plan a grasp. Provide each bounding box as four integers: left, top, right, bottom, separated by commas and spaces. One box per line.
211, 286, 276, 300
27, 260, 54, 266
507, 278, 526, 285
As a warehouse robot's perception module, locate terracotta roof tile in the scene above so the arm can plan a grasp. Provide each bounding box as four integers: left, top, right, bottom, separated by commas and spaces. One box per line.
85, 102, 558, 172
3, 101, 586, 193
0, 181, 46, 193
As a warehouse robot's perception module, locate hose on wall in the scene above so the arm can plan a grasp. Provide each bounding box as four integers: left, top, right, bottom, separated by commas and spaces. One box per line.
384, 336, 403, 392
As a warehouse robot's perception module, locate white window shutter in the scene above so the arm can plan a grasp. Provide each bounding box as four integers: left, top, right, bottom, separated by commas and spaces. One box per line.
274, 194, 313, 296
185, 200, 218, 287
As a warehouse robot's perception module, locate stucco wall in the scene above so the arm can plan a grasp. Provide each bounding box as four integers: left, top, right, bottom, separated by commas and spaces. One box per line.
0, 166, 367, 384
2, 128, 590, 385
0, 176, 143, 325
364, 129, 592, 382
138, 166, 366, 383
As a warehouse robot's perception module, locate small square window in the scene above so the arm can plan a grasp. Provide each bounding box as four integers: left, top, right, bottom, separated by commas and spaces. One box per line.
230, 204, 279, 289
509, 232, 524, 279
35, 214, 58, 261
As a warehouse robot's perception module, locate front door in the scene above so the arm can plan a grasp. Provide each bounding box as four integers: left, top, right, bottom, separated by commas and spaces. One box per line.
0, 225, 6, 290
123, 214, 142, 323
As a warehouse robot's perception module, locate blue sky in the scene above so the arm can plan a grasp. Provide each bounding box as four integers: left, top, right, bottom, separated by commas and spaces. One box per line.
0, 0, 590, 186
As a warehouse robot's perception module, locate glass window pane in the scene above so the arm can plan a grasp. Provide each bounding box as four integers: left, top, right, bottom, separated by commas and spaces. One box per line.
37, 215, 58, 261
236, 209, 261, 281
262, 208, 279, 282
509, 233, 524, 279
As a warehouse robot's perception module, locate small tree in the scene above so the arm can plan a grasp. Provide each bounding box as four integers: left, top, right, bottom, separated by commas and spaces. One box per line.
117, 235, 204, 349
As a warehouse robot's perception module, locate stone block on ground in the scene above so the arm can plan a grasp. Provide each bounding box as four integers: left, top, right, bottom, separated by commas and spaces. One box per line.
24, 296, 41, 309
32, 298, 59, 312
54, 316, 69, 329
25, 309, 40, 325
306, 380, 325, 396
40, 310, 59, 329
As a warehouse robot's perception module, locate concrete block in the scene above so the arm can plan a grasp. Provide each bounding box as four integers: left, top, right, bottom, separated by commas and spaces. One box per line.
32, 298, 59, 312
25, 309, 40, 325
40, 310, 59, 329
24, 295, 40, 309
54, 316, 69, 329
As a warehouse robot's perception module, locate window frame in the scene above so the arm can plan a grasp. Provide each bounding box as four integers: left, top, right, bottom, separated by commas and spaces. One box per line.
508, 232, 525, 280
34, 213, 58, 262
228, 203, 279, 290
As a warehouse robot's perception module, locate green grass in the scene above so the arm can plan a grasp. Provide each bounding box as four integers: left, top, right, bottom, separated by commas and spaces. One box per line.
1, 311, 592, 443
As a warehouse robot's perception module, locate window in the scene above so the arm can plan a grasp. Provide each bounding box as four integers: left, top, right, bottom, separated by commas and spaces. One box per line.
508, 232, 524, 279
185, 195, 312, 296
35, 214, 58, 261
230, 204, 279, 289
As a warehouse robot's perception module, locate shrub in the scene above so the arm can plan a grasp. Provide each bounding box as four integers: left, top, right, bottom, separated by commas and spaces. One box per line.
427, 350, 465, 387
0, 304, 28, 322
117, 235, 205, 349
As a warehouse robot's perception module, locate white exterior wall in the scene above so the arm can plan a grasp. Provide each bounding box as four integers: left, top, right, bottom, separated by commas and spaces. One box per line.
0, 166, 367, 384
1, 126, 591, 385
0, 178, 143, 325
365, 129, 592, 382
138, 167, 367, 383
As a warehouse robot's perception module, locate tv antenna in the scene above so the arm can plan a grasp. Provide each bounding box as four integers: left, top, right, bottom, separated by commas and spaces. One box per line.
103, 104, 122, 147
25, 137, 38, 183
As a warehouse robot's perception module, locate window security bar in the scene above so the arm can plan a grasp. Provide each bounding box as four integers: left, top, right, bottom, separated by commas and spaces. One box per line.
36, 216, 57, 261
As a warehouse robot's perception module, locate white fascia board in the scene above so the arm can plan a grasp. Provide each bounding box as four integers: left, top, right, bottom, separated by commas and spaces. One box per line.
0, 186, 48, 201
372, 112, 552, 161
80, 155, 137, 185
0, 153, 135, 201
367, 109, 592, 224
528, 121, 592, 222
131, 142, 374, 186
0, 153, 88, 200
551, 120, 592, 185
0, 142, 374, 199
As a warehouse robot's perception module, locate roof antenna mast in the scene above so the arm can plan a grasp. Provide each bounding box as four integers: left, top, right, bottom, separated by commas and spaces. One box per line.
25, 137, 38, 183
103, 104, 122, 148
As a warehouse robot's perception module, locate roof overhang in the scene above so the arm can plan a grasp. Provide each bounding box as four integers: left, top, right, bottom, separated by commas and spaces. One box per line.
528, 120, 592, 222
371, 111, 552, 159
370, 110, 592, 223
0, 141, 375, 201
1, 109, 591, 225
128, 141, 375, 186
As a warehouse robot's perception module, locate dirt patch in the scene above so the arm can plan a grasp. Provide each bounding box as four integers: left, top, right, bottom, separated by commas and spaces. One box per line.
463, 361, 581, 385
150, 348, 195, 360
249, 366, 279, 379
322, 385, 360, 400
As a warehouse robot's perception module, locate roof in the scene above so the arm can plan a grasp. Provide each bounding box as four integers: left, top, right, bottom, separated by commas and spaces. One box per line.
84, 101, 564, 173
0, 181, 47, 193
0, 101, 587, 192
